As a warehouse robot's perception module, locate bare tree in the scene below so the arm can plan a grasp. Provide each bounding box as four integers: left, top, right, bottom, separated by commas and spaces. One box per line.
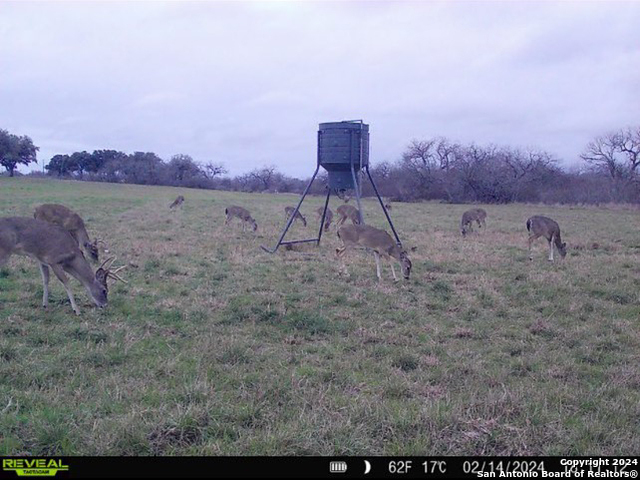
618, 126, 640, 175
202, 162, 227, 180
435, 138, 462, 201
401, 139, 439, 197
580, 127, 640, 202
581, 132, 628, 180
502, 148, 558, 202
249, 165, 277, 191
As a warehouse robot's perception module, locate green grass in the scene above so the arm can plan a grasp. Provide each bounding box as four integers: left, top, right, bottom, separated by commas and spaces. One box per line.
0, 177, 639, 455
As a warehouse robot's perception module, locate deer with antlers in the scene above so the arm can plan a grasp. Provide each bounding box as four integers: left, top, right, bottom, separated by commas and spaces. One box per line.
336, 224, 412, 282
0, 217, 127, 315
34, 203, 105, 262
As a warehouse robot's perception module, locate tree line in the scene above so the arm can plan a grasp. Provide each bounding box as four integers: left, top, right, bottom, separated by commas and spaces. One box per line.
40, 150, 309, 193
362, 128, 640, 204
2, 126, 639, 204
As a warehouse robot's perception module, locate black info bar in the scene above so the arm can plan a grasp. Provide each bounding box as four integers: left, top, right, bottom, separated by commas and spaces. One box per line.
0, 456, 638, 479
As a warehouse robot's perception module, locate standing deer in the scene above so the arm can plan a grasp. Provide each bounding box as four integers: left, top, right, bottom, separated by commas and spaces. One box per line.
336, 224, 412, 282
34, 204, 104, 262
526, 215, 567, 262
460, 208, 487, 236
169, 195, 185, 209
336, 204, 361, 226
224, 206, 258, 232
315, 206, 333, 232
0, 217, 127, 315
284, 206, 307, 227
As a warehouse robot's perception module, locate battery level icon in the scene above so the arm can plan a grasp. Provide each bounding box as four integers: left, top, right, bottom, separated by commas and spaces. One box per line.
329, 461, 348, 473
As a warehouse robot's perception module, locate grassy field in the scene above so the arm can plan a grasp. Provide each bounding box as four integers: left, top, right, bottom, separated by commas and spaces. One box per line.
0, 177, 639, 456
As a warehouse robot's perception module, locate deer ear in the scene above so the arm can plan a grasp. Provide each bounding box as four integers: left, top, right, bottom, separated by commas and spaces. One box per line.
95, 268, 108, 286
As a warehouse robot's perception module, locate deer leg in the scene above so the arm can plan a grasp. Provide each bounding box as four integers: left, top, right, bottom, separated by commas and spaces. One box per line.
39, 263, 50, 309
528, 235, 536, 260
50, 264, 81, 315
389, 258, 398, 282
374, 251, 382, 281
548, 236, 554, 262
336, 246, 349, 276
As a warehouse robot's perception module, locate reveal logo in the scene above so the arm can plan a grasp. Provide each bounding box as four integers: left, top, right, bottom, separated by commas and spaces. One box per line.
3, 459, 69, 477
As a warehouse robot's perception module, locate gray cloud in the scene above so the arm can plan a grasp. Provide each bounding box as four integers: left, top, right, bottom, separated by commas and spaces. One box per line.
1, 1, 638, 177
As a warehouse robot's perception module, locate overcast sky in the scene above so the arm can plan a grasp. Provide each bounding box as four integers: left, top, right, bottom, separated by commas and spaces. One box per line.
1, 1, 638, 177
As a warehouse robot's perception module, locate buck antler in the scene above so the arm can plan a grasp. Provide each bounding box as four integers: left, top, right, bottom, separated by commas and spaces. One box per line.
98, 256, 128, 284
107, 265, 128, 283
1, 217, 122, 314
92, 237, 108, 250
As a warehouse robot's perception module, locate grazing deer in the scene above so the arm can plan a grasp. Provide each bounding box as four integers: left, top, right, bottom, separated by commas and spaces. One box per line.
315, 206, 333, 232
336, 224, 412, 282
0, 217, 127, 315
336, 204, 361, 226
224, 206, 258, 232
284, 206, 307, 227
460, 208, 487, 236
169, 195, 185, 209
34, 203, 104, 262
526, 215, 567, 262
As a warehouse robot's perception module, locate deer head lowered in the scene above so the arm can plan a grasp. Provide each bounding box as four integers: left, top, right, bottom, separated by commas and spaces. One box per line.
526, 215, 567, 262
0, 217, 126, 315
336, 224, 412, 282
